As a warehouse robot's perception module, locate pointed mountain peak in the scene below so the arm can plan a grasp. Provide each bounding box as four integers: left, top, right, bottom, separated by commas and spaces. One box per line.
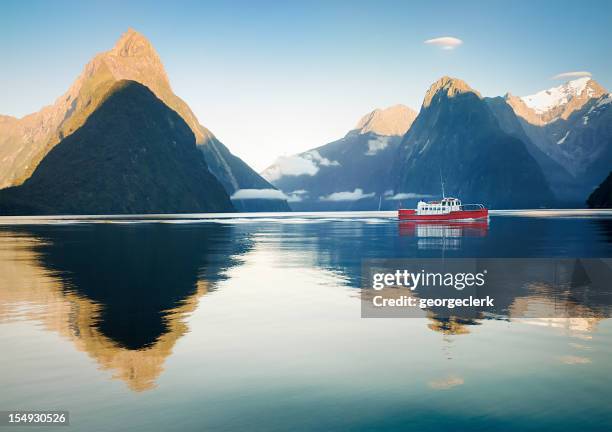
110, 28, 157, 57
353, 104, 417, 136
86, 28, 172, 95
422, 76, 480, 108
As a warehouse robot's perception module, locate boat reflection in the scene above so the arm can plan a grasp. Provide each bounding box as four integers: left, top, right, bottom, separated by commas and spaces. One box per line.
399, 220, 488, 250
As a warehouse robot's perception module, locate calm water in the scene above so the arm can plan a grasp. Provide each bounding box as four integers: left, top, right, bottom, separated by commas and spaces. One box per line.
1, 210, 611, 431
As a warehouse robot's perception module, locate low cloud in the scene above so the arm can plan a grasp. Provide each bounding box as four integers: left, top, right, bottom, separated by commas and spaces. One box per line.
385, 192, 433, 200
320, 188, 375, 202
230, 189, 288, 200
231, 188, 307, 202
424, 36, 463, 50
261, 155, 319, 182
365, 137, 391, 156
287, 190, 308, 202
307, 150, 340, 167
261, 151, 339, 182
551, 71, 592, 80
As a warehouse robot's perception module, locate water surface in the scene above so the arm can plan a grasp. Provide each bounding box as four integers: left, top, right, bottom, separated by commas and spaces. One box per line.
1, 210, 611, 431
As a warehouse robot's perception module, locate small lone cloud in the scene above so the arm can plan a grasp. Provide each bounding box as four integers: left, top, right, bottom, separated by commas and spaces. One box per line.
230, 189, 288, 200
551, 71, 592, 80
320, 188, 375, 202
424, 36, 463, 50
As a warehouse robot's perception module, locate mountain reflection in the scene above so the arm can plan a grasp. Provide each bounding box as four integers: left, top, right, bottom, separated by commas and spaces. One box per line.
425, 258, 612, 335
274, 217, 611, 336
592, 219, 612, 244
1, 214, 611, 392
0, 223, 251, 391
426, 315, 481, 335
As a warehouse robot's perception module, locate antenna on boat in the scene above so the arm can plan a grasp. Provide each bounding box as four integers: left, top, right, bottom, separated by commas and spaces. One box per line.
439, 168, 445, 199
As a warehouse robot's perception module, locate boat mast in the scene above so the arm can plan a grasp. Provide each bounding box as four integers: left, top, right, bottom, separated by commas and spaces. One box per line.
439, 169, 445, 199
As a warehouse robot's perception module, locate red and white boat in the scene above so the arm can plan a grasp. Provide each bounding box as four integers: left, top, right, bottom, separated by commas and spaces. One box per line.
398, 197, 488, 221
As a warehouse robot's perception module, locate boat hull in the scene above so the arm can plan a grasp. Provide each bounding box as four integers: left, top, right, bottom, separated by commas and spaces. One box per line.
398, 208, 488, 221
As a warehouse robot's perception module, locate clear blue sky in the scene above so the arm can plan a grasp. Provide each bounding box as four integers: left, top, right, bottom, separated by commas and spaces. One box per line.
1, 0, 611, 170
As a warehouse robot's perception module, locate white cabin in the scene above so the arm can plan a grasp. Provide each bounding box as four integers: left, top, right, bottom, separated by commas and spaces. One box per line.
416, 197, 462, 215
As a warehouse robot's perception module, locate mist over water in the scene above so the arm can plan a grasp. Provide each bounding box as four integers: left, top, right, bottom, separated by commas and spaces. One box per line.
0, 210, 611, 431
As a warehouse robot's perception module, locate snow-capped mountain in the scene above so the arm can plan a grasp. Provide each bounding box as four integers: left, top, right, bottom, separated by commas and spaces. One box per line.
503, 77, 612, 203
546, 92, 612, 180
517, 77, 606, 124
522, 77, 593, 113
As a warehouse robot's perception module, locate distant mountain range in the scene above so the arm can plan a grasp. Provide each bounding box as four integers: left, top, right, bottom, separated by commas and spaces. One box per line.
0, 29, 289, 214
264, 76, 612, 209
502, 78, 612, 203
1, 29, 610, 214
262, 105, 417, 211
